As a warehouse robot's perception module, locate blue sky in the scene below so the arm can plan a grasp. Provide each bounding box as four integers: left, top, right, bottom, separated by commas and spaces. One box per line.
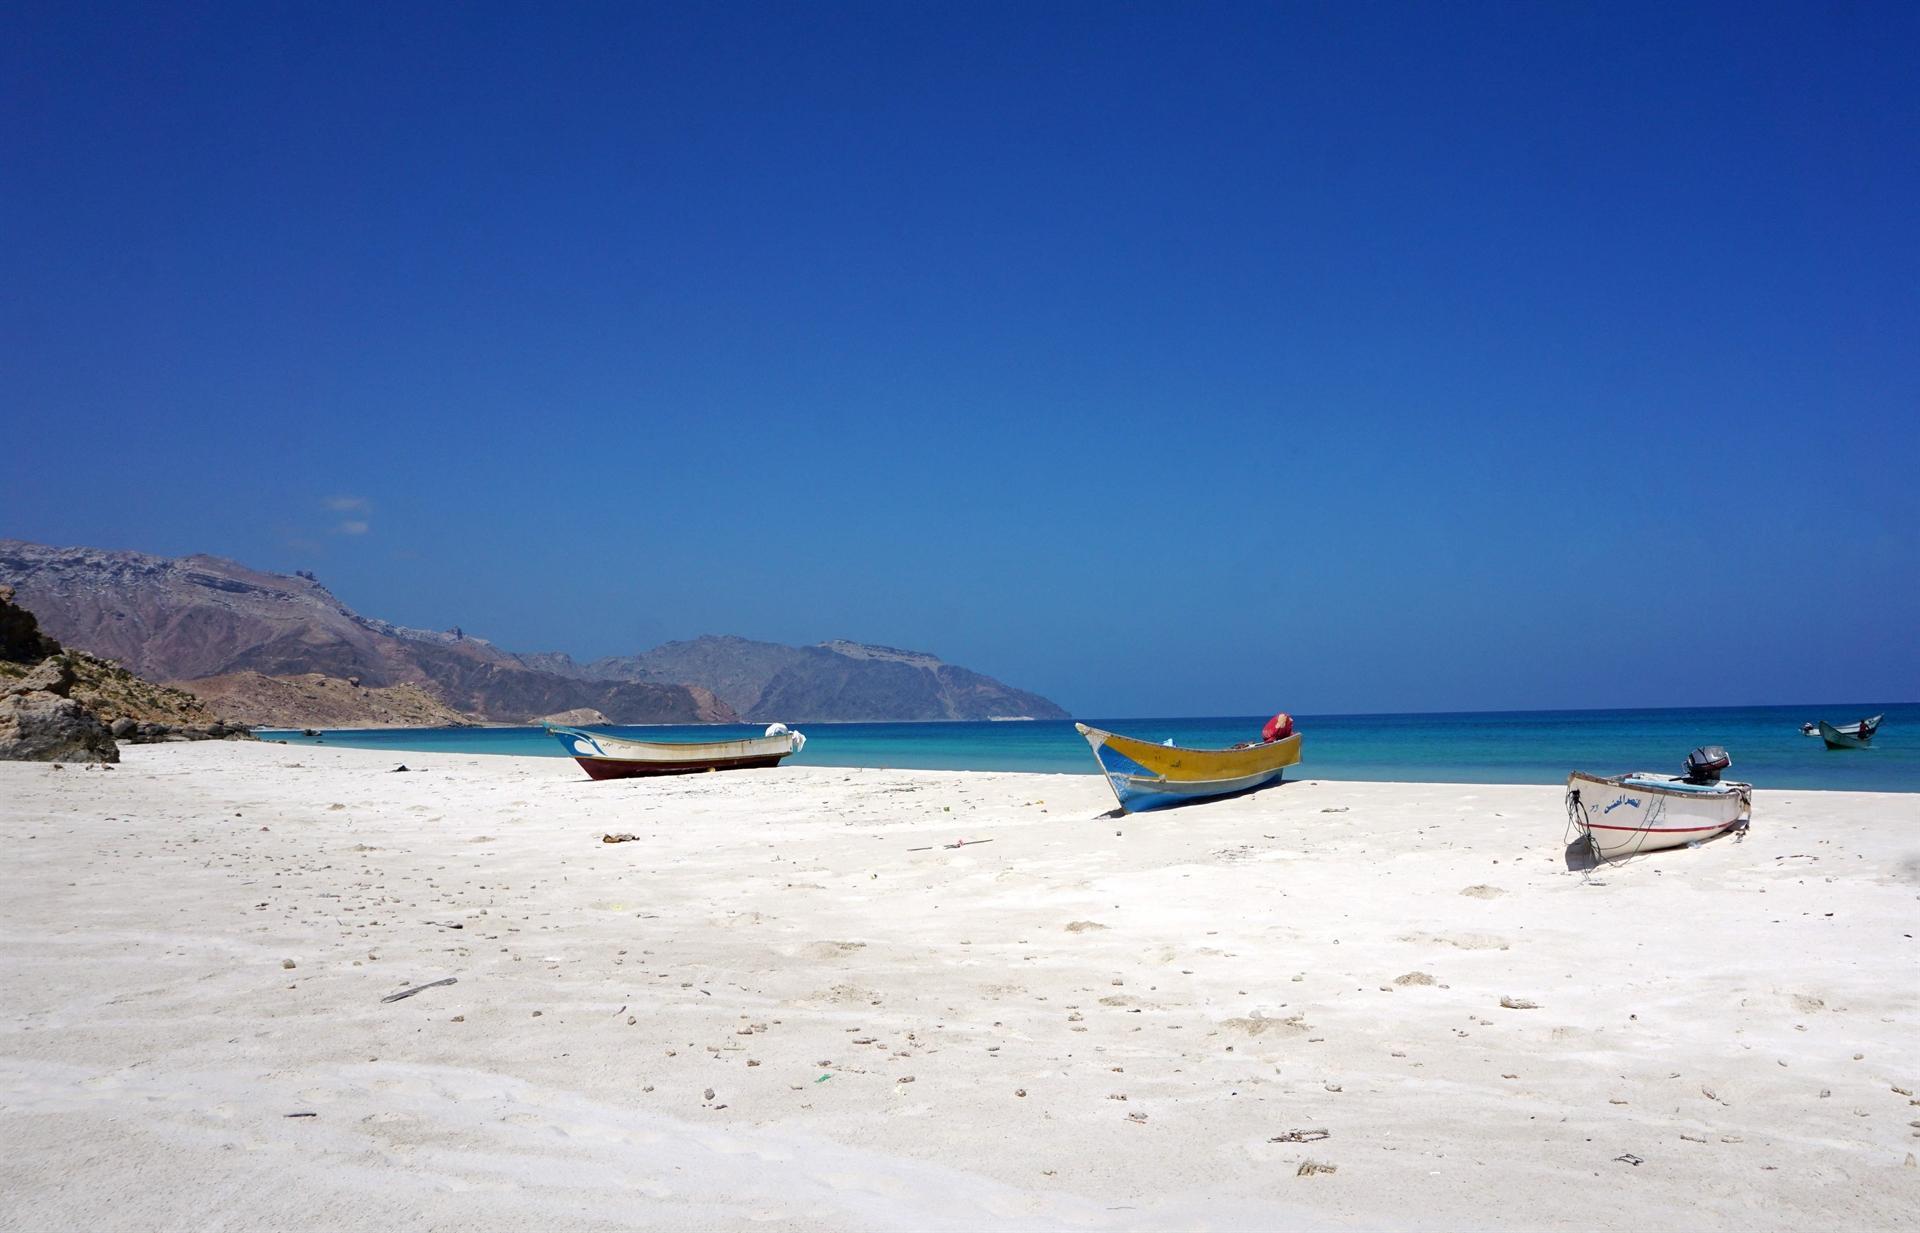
3, 2, 1915, 715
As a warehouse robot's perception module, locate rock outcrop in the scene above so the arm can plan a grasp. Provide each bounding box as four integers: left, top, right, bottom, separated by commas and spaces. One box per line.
12, 655, 74, 696
63, 650, 231, 729
0, 687, 119, 762
2, 586, 117, 762
533, 707, 611, 726
0, 585, 250, 756
0, 652, 251, 752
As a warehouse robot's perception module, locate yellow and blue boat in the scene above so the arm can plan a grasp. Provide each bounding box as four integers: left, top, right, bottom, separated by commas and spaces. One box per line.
1075, 721, 1302, 812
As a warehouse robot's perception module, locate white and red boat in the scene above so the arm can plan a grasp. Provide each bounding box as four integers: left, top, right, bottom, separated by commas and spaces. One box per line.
548, 723, 806, 780
1566, 747, 1751, 861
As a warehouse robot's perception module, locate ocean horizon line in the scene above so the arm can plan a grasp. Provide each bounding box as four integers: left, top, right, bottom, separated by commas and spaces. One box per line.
258, 698, 1916, 734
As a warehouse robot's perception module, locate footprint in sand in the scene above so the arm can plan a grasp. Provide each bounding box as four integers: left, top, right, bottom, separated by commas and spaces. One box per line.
1459, 885, 1506, 899
1221, 1014, 1309, 1037
792, 940, 867, 960
1399, 931, 1510, 951
791, 983, 880, 1006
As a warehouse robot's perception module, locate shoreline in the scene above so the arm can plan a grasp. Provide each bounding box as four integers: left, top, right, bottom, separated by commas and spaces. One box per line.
3, 742, 1915, 1229
248, 706, 1920, 795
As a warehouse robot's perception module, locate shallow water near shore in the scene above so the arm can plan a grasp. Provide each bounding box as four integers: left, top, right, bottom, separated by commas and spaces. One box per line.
261, 701, 1920, 791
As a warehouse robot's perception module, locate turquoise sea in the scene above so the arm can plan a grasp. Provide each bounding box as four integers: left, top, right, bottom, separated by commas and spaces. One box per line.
261, 703, 1919, 792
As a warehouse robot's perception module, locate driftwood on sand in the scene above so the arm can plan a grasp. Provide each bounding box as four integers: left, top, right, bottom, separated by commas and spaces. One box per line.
380, 977, 458, 1003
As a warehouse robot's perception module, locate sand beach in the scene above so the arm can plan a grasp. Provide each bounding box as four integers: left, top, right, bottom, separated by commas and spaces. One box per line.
2, 742, 1915, 1230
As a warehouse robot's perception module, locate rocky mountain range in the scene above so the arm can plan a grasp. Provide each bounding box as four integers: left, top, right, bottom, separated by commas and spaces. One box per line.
524, 636, 1066, 721
0, 542, 731, 725
0, 541, 1066, 725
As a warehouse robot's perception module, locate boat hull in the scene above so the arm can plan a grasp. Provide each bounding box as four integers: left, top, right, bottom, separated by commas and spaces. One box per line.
1566, 771, 1751, 860
573, 751, 789, 780
549, 724, 802, 779
1076, 723, 1302, 812
1818, 720, 1873, 750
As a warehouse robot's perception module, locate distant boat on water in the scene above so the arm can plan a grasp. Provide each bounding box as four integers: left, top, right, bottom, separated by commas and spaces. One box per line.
1075, 716, 1301, 812
1802, 715, 1881, 749
548, 723, 806, 780
1566, 746, 1751, 860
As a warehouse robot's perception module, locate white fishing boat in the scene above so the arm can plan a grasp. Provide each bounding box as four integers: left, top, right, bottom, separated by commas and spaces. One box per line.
1799, 715, 1880, 741
547, 723, 805, 780
1565, 746, 1751, 861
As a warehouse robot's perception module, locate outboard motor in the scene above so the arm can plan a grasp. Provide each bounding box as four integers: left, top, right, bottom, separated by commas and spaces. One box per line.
1683, 745, 1732, 784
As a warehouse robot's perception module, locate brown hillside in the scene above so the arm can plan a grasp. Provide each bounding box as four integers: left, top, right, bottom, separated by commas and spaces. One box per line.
180, 672, 480, 729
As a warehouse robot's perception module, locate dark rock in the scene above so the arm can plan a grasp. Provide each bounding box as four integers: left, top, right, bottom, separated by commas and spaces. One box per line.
110, 716, 137, 738
0, 692, 118, 762
0, 585, 62, 663
113, 719, 251, 745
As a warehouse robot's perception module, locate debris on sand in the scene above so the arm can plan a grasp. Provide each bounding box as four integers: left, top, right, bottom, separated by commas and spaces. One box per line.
1393, 972, 1435, 986
1297, 1159, 1336, 1176
1500, 996, 1539, 1010
1271, 1129, 1330, 1143
1460, 885, 1505, 899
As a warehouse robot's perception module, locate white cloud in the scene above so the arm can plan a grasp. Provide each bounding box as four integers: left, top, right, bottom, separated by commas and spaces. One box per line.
322, 495, 372, 535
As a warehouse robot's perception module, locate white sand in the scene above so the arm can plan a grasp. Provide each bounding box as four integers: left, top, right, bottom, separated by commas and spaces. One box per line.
1, 742, 1915, 1230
